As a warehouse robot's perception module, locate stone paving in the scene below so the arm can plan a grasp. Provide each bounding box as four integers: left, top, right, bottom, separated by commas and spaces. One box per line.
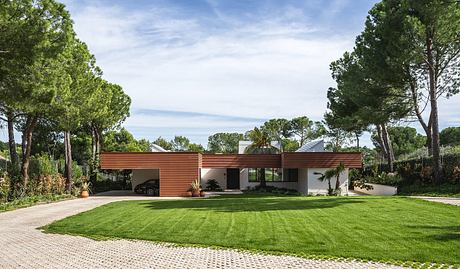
413, 196, 460, 206
0, 193, 407, 269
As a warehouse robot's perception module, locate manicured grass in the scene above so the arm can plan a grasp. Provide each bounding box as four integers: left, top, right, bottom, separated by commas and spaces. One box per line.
43, 194, 460, 264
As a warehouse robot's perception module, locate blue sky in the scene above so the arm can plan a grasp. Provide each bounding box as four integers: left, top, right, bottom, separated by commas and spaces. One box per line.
1, 0, 459, 147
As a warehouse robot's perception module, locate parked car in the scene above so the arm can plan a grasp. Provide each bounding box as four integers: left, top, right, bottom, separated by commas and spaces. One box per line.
134, 179, 159, 196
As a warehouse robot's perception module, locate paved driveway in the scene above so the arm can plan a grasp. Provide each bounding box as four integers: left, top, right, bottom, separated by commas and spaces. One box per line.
0, 193, 404, 269
413, 196, 460, 206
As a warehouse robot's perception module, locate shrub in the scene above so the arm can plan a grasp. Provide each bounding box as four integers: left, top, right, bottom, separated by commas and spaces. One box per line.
0, 171, 10, 203
367, 153, 460, 185
205, 179, 222, 191
246, 185, 300, 196
358, 172, 403, 187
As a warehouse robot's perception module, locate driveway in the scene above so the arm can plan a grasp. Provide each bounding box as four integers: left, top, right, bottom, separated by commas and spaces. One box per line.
0, 192, 404, 269
413, 196, 460, 206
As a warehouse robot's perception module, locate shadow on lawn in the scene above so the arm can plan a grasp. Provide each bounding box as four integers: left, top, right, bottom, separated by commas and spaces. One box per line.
407, 225, 460, 241
139, 196, 364, 212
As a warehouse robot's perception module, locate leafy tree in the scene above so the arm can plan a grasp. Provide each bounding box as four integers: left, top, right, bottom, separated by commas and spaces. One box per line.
102, 128, 150, 152
245, 127, 279, 188
0, 0, 74, 187
207, 132, 243, 153
359, 0, 460, 183
153, 137, 172, 151
440, 127, 460, 146
281, 138, 299, 152
260, 119, 292, 143
290, 116, 326, 146
188, 143, 205, 153
170, 136, 190, 152
86, 80, 130, 180
372, 127, 426, 159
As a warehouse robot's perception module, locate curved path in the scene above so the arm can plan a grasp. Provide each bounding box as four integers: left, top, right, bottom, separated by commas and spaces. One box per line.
0, 193, 404, 269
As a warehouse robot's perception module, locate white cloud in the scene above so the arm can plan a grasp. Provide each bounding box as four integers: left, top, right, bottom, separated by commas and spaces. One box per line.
59, 0, 459, 148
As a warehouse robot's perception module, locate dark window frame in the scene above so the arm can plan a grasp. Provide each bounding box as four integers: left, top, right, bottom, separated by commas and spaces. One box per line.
247, 168, 298, 182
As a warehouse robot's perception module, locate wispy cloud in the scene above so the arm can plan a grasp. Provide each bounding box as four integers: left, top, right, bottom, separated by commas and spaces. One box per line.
49, 0, 459, 147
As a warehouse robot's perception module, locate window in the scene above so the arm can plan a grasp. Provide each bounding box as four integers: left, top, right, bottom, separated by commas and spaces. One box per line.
248, 168, 258, 182
248, 168, 287, 182
284, 169, 298, 182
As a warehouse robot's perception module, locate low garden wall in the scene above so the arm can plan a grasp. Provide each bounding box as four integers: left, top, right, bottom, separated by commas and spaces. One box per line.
355, 183, 397, 196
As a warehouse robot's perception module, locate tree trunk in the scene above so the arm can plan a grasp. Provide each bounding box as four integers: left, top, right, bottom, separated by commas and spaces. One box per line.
91, 127, 97, 162
335, 173, 340, 191
21, 115, 38, 189
6, 111, 19, 172
355, 132, 360, 149
426, 35, 442, 184
64, 130, 73, 192
259, 168, 266, 188
381, 124, 395, 172
409, 78, 433, 155
376, 124, 388, 160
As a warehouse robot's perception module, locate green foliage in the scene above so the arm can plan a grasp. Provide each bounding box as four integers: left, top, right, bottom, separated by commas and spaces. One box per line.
205, 179, 222, 191
371, 153, 460, 185
372, 127, 426, 158
246, 186, 300, 196
440, 127, 460, 146
398, 184, 460, 198
188, 143, 205, 153
0, 193, 72, 212
360, 172, 403, 187
29, 154, 59, 179
103, 128, 151, 152
153, 137, 172, 151
245, 127, 279, 154
281, 138, 299, 152
170, 136, 190, 151
260, 118, 292, 142
207, 133, 243, 153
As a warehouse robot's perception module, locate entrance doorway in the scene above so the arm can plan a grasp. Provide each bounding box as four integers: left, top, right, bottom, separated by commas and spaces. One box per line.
226, 168, 240, 189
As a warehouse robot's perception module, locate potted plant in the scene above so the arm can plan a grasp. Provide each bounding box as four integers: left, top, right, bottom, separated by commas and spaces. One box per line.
80, 182, 91, 198
185, 188, 192, 197
190, 179, 201, 197
199, 189, 206, 197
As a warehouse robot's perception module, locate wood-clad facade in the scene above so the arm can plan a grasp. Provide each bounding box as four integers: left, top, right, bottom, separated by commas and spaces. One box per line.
101, 152, 200, 197
101, 152, 362, 196
202, 154, 281, 168
282, 152, 362, 168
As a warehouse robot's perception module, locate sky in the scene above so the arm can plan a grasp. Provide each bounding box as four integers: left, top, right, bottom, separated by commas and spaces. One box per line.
1, 0, 459, 147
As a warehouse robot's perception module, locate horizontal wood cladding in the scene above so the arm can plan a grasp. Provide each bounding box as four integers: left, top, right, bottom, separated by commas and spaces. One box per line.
100, 152, 200, 170
282, 152, 362, 168
101, 152, 199, 197
202, 154, 281, 168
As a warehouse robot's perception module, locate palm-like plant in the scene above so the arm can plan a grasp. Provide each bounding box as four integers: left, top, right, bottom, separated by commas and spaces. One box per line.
245, 127, 278, 154
245, 127, 279, 188
314, 162, 346, 195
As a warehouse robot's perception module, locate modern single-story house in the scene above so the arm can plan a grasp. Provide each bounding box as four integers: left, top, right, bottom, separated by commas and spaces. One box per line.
100, 142, 361, 196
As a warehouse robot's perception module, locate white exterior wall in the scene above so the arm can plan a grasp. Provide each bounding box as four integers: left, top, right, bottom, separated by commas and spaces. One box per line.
201, 168, 227, 189
297, 168, 309, 194
354, 183, 397, 196
307, 168, 349, 195
131, 169, 159, 191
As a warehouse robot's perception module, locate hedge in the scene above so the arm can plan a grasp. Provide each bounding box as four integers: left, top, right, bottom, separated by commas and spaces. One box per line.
367, 153, 460, 186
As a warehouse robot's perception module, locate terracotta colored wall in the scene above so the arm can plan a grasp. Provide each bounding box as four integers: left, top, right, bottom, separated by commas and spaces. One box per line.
101, 152, 362, 196
101, 152, 200, 196
282, 152, 362, 168
202, 154, 281, 168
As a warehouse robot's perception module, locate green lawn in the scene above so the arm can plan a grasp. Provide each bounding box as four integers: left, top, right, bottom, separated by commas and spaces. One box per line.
43, 194, 460, 265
